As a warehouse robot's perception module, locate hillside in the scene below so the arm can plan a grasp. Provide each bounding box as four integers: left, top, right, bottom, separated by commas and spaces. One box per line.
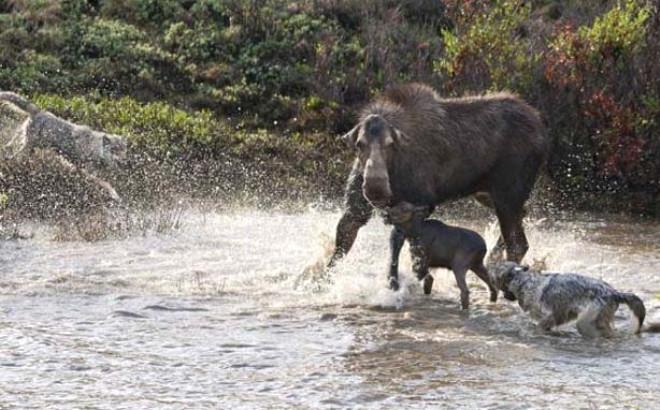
1, 0, 658, 216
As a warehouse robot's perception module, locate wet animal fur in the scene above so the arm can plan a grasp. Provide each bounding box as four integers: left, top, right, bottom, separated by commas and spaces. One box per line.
386, 201, 498, 309
349, 83, 548, 206
491, 262, 649, 337
333, 83, 550, 275
0, 92, 127, 201
0, 92, 127, 168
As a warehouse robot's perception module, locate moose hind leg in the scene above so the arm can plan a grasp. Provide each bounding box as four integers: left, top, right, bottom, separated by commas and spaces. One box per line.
506, 218, 529, 264
423, 275, 434, 295
488, 154, 539, 263
487, 236, 507, 266
492, 200, 529, 263
474, 192, 506, 264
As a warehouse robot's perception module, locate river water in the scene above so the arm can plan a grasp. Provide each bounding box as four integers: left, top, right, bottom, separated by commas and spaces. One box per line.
1, 207, 659, 409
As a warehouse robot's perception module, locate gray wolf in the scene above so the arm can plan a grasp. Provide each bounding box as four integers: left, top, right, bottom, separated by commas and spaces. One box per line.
491, 262, 647, 337
0, 92, 126, 201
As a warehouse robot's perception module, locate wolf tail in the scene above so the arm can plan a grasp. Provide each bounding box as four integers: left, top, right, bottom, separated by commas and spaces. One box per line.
615, 292, 646, 334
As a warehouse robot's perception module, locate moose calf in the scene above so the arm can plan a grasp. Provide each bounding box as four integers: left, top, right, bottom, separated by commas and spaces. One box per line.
386, 201, 498, 309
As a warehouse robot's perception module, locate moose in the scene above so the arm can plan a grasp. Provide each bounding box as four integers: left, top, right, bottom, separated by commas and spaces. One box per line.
328, 83, 549, 290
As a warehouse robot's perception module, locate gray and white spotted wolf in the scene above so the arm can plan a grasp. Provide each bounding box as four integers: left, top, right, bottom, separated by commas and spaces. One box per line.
491, 262, 660, 337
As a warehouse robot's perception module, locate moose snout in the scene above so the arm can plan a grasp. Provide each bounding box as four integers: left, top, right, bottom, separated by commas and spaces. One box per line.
362, 177, 392, 208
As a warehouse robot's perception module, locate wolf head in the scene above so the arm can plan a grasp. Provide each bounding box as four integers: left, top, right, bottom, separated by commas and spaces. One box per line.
490, 261, 529, 301
73, 127, 127, 168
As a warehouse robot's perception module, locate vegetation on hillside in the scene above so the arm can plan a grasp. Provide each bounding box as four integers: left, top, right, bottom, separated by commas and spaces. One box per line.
1, 0, 658, 216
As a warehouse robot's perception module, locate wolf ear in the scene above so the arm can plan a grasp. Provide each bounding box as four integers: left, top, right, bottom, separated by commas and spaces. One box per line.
514, 264, 529, 273
340, 124, 360, 147
501, 264, 519, 285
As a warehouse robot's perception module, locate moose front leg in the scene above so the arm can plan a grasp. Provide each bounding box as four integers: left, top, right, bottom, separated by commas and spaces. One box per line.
388, 226, 406, 291
327, 164, 374, 268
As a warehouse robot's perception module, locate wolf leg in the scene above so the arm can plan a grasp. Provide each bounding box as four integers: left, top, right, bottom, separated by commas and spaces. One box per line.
594, 302, 618, 338
576, 303, 602, 338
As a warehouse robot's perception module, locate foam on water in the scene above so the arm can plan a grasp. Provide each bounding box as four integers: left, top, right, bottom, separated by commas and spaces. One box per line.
3, 208, 659, 305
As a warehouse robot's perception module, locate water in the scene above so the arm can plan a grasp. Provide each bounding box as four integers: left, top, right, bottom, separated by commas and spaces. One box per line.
1, 208, 659, 409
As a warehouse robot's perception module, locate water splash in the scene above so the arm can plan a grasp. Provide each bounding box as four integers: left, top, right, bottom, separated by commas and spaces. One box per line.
2, 207, 660, 408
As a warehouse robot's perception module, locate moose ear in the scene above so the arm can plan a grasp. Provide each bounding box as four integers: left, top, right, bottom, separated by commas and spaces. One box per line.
386, 125, 405, 145
340, 124, 360, 146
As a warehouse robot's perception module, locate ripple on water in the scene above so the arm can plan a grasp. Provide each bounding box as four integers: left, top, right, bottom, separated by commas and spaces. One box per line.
0, 209, 659, 408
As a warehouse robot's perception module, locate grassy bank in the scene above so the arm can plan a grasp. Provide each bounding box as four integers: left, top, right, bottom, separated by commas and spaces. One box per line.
1, 0, 659, 216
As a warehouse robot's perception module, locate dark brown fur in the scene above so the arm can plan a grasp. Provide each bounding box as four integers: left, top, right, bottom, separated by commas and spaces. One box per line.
386, 201, 498, 308
359, 83, 547, 206
330, 83, 549, 284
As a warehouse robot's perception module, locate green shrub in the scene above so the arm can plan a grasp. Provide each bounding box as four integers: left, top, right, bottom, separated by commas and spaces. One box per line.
435, 0, 539, 93
579, 0, 650, 60
100, 0, 184, 26
544, 0, 656, 199
81, 18, 145, 58
31, 94, 230, 152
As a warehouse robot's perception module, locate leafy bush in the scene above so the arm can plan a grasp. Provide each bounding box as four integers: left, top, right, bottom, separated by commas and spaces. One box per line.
100, 0, 184, 27
435, 0, 539, 93
544, 0, 657, 206
32, 94, 228, 152
580, 0, 650, 59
